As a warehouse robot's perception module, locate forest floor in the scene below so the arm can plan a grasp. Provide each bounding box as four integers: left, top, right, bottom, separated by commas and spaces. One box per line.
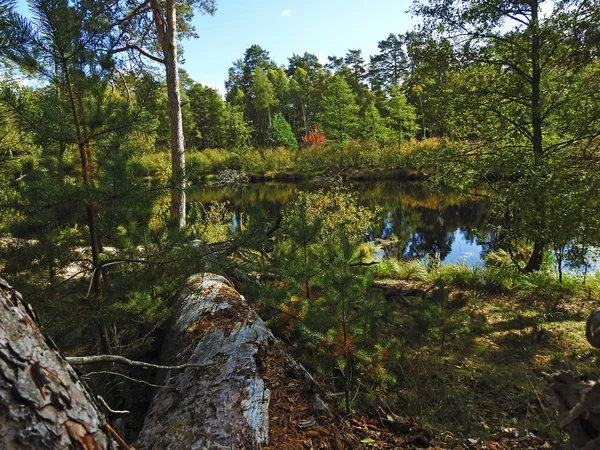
339, 275, 599, 449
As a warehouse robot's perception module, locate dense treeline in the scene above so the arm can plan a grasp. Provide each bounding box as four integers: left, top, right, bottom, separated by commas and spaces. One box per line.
177, 32, 449, 149
124, 39, 426, 151
1, 0, 600, 347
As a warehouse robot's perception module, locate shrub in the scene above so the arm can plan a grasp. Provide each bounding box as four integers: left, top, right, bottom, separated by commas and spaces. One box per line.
262, 147, 296, 172
186, 151, 212, 181
204, 148, 239, 171
236, 148, 265, 174
302, 126, 326, 147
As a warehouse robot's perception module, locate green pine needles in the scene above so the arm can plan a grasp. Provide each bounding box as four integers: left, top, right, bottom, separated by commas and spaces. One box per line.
268, 112, 298, 149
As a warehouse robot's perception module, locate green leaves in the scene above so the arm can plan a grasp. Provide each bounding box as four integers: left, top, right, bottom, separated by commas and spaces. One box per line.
317, 75, 359, 145
411, 0, 600, 270
267, 113, 297, 149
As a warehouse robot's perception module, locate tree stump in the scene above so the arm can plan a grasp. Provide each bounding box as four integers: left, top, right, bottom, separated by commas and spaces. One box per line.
549, 309, 600, 450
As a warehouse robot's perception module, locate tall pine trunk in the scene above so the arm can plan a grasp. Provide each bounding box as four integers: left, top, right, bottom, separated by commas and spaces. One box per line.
153, 0, 186, 231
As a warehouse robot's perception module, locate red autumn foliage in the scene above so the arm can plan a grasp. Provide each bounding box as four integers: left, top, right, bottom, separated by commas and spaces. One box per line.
302, 127, 326, 147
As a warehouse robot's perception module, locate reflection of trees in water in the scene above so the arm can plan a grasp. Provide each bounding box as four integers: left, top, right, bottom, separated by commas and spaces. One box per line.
381, 202, 491, 261
189, 183, 304, 226
363, 181, 492, 261
189, 181, 493, 262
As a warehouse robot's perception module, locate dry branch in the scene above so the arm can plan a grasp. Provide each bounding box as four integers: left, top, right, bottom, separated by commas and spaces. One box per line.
67, 354, 202, 371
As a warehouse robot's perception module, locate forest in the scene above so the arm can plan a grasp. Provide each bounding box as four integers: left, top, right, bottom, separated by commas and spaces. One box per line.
2, 0, 600, 449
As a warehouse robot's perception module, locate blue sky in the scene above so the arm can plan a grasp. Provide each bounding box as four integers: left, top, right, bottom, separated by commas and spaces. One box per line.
16, 0, 417, 93
183, 0, 416, 93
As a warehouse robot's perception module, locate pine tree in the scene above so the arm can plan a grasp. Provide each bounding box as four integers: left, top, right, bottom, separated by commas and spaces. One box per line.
317, 75, 359, 145
359, 98, 387, 145
385, 84, 417, 143
268, 113, 298, 149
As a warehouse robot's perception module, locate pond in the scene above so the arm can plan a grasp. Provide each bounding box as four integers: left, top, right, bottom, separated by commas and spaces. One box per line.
189, 180, 494, 266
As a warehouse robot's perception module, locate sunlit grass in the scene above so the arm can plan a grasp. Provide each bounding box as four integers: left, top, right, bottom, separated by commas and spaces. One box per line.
360, 255, 599, 441
140, 139, 450, 183
374, 255, 600, 296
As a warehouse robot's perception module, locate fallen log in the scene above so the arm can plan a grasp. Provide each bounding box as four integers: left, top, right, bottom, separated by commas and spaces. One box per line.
1, 274, 361, 449
136, 273, 359, 450
371, 280, 430, 303
0, 278, 121, 449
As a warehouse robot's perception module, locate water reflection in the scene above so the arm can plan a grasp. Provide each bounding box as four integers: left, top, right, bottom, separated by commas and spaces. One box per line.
189, 181, 493, 266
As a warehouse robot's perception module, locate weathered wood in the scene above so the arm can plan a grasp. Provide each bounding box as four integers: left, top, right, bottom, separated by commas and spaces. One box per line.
586, 310, 600, 348
136, 273, 359, 450
0, 278, 120, 449
371, 280, 430, 303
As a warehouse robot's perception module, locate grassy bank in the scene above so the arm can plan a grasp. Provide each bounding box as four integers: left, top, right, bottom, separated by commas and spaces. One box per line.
139, 138, 447, 184
369, 259, 599, 444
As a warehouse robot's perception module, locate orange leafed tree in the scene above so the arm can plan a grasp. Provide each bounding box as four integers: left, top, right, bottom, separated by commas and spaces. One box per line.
302, 126, 326, 147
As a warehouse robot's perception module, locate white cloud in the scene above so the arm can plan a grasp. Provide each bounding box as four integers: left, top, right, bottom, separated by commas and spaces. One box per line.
201, 81, 226, 98
281, 9, 291, 16
316, 53, 328, 66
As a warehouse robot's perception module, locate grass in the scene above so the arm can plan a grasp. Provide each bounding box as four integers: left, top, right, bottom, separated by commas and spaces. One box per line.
243, 232, 598, 447
361, 257, 600, 444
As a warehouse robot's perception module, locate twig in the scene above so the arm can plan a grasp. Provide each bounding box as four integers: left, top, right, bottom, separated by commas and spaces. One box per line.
67, 354, 204, 371
97, 395, 130, 415
105, 422, 133, 450
83, 371, 172, 389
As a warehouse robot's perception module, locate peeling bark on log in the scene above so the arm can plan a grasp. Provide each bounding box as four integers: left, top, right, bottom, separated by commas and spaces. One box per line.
136, 273, 360, 450
0, 278, 119, 449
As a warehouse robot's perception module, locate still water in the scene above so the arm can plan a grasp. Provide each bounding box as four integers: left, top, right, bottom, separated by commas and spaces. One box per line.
189, 181, 493, 266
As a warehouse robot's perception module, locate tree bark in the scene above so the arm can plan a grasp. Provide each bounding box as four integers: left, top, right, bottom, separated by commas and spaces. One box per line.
136, 273, 359, 450
152, 0, 186, 231
1, 274, 361, 449
524, 1, 546, 273
530, 0, 543, 163
524, 238, 545, 272
0, 278, 120, 449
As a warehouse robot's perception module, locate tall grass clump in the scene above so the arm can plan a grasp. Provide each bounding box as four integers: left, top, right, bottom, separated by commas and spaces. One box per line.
374, 254, 597, 297
369, 258, 429, 281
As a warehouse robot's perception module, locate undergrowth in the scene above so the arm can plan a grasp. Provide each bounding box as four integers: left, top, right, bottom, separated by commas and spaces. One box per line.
139, 138, 448, 182
251, 253, 599, 445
